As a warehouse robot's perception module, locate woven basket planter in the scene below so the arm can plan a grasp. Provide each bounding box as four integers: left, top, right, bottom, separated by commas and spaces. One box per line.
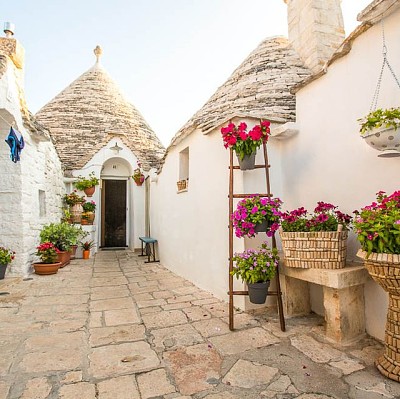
279, 229, 348, 269
357, 250, 400, 382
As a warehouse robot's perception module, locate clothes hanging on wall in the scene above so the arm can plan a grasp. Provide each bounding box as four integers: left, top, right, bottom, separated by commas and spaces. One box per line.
5, 127, 24, 163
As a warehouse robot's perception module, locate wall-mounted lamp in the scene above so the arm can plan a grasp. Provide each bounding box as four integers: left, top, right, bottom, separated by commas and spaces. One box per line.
109, 142, 123, 154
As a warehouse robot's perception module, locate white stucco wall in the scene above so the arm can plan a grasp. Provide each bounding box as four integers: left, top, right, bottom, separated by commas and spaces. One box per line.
151, 118, 283, 309
283, 10, 400, 340
0, 56, 64, 276
79, 139, 146, 250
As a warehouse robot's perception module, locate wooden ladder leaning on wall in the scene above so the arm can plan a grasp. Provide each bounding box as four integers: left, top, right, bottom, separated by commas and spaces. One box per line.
228, 141, 286, 331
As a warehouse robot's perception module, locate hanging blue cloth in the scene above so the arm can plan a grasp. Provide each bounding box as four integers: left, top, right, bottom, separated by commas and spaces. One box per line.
5, 127, 24, 163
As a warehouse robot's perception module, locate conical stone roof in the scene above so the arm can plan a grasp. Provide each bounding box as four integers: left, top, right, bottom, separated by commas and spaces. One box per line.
35, 49, 165, 171
169, 36, 311, 147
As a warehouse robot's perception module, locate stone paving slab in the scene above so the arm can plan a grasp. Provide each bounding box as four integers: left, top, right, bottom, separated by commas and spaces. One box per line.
1, 250, 400, 399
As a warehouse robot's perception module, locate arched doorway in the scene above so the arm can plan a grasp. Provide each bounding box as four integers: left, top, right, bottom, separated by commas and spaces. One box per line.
101, 158, 131, 248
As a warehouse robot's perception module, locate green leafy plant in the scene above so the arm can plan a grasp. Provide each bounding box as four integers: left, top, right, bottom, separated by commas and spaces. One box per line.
36, 242, 59, 264
0, 246, 15, 264
132, 163, 144, 183
353, 190, 400, 255
358, 107, 400, 135
63, 190, 85, 206
74, 172, 99, 190
82, 201, 96, 212
39, 222, 83, 251
231, 244, 279, 284
80, 240, 95, 250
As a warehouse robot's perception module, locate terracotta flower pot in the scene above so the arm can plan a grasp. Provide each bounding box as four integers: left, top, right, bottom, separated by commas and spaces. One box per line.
82, 250, 90, 260
69, 245, 78, 260
57, 251, 71, 267
33, 262, 62, 275
84, 186, 95, 197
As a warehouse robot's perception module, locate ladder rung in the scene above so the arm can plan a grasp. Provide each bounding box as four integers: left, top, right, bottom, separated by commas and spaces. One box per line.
231, 194, 273, 198
231, 165, 270, 169
229, 290, 281, 296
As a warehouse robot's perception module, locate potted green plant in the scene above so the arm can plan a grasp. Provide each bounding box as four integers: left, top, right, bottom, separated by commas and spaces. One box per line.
39, 222, 75, 267
132, 164, 145, 186
221, 120, 271, 170
0, 246, 15, 280
68, 225, 87, 259
80, 240, 95, 259
74, 172, 99, 197
232, 196, 282, 238
279, 202, 352, 269
231, 244, 279, 304
82, 200, 96, 224
63, 190, 85, 223
33, 242, 62, 275
358, 107, 400, 157
354, 190, 400, 381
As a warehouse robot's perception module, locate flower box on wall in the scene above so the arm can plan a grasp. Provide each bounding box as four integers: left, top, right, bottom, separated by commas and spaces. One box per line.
177, 180, 187, 191
279, 230, 348, 269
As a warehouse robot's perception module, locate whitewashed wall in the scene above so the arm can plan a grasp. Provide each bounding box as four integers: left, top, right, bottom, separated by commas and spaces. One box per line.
81, 139, 146, 250
282, 9, 400, 340
0, 56, 64, 276
151, 118, 283, 309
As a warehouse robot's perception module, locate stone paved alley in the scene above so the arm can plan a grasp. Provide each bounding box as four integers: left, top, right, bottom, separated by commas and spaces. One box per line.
1, 251, 400, 399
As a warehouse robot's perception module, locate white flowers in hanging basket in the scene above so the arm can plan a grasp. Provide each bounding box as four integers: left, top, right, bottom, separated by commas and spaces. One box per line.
358, 107, 400, 157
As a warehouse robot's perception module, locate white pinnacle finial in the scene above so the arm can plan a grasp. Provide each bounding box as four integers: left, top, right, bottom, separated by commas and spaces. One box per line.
94, 45, 103, 64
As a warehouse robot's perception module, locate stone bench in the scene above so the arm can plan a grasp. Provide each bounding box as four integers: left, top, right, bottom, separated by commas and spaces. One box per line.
279, 261, 370, 343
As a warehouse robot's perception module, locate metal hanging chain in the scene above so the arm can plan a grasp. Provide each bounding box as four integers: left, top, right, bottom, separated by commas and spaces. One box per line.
370, 19, 400, 111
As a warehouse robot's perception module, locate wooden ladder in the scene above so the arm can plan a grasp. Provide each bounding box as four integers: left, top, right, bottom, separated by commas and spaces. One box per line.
228, 142, 286, 331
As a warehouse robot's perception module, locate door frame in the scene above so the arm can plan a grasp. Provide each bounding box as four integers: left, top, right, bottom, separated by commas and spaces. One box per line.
100, 177, 129, 247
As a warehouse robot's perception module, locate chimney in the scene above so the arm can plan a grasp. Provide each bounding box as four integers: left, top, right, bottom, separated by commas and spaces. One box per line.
284, 0, 345, 73
0, 22, 25, 70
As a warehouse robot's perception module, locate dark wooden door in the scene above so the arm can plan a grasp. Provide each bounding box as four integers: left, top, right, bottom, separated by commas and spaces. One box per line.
102, 180, 127, 247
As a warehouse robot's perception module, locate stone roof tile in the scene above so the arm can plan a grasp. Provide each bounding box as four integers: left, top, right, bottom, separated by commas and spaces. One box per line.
168, 36, 311, 148
35, 63, 165, 171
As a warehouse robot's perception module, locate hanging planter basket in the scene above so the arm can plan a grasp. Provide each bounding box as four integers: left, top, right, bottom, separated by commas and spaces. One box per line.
362, 126, 400, 157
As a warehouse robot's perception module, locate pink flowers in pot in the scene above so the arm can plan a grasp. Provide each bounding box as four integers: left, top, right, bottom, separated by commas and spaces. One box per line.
221, 121, 271, 160
280, 202, 352, 232
353, 190, 400, 255
232, 196, 282, 238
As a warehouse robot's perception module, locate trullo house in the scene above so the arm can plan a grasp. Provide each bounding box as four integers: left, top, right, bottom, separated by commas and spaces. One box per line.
150, 0, 400, 343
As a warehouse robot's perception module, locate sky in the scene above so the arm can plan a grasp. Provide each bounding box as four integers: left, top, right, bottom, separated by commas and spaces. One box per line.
3, 0, 372, 146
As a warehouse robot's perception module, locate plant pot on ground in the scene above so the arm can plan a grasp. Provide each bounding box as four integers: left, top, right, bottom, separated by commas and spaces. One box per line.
80, 240, 95, 260
354, 190, 400, 381
0, 246, 15, 280
33, 242, 61, 275
39, 223, 87, 267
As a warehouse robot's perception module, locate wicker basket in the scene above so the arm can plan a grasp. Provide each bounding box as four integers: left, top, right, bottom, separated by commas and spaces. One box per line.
357, 250, 400, 382
279, 229, 348, 269
177, 180, 187, 191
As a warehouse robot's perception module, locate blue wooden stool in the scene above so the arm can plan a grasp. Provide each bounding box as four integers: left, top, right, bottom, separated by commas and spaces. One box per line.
139, 237, 159, 263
